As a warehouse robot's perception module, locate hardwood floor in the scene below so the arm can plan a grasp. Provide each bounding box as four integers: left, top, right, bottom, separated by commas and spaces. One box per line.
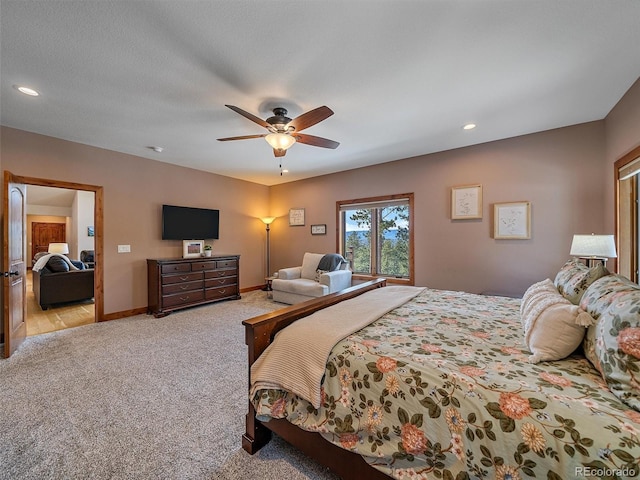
26, 271, 95, 336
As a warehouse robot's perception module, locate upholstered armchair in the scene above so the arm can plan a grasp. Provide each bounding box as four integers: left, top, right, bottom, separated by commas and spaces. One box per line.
271, 252, 352, 304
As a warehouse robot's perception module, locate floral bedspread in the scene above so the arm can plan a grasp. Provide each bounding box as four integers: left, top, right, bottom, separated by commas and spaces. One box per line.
252, 288, 640, 479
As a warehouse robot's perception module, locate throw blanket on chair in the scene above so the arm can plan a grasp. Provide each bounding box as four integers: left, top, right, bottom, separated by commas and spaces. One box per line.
317, 253, 346, 272
32, 253, 79, 272
250, 285, 425, 408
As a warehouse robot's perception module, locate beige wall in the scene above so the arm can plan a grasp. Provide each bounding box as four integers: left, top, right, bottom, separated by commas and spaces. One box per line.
269, 122, 606, 296
1, 77, 638, 322
0, 127, 271, 315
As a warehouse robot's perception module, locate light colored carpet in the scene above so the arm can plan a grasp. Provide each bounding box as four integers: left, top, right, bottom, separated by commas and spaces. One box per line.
0, 291, 340, 480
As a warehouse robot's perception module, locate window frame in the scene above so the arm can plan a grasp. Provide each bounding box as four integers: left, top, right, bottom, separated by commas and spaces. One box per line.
336, 193, 414, 285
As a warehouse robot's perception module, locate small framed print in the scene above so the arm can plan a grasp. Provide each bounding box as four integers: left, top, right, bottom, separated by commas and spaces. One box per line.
289, 208, 305, 226
311, 224, 326, 235
87, 226, 94, 237
182, 240, 204, 258
451, 184, 482, 219
494, 202, 531, 239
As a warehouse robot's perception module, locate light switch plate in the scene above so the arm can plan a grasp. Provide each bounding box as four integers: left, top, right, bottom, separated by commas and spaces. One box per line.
117, 244, 131, 253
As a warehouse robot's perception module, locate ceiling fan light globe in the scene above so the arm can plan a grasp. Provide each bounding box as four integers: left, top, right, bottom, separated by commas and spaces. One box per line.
265, 133, 296, 150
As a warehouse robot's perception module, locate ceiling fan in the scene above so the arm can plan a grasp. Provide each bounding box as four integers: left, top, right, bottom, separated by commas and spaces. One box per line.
217, 105, 339, 157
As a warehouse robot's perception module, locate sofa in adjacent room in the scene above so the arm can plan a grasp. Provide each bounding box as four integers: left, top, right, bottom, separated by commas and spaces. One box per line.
32, 254, 94, 310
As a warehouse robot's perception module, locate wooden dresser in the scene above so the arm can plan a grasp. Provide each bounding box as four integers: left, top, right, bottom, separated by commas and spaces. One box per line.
147, 255, 240, 317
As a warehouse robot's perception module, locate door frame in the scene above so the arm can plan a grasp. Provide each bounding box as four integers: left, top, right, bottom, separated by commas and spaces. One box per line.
9, 173, 104, 322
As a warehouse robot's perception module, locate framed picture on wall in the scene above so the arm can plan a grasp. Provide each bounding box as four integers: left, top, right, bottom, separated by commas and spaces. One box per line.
494, 201, 531, 239
311, 224, 326, 235
451, 184, 483, 219
183, 240, 204, 258
87, 226, 94, 237
289, 208, 305, 226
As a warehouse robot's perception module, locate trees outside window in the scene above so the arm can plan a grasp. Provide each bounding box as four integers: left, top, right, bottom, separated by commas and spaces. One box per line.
338, 194, 413, 282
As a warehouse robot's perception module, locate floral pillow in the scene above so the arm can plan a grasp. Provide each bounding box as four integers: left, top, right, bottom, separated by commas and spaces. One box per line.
581, 274, 640, 411
553, 258, 609, 305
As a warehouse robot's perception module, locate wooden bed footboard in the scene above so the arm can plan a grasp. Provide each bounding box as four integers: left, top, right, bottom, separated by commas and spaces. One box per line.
242, 278, 390, 479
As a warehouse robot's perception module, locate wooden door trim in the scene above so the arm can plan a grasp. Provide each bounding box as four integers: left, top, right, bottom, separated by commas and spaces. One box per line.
8, 173, 104, 322
614, 144, 640, 280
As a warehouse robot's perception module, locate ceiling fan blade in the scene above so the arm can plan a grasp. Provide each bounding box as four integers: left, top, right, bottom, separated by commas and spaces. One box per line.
274, 148, 287, 157
217, 134, 266, 141
224, 105, 271, 129
294, 133, 340, 149
287, 106, 334, 132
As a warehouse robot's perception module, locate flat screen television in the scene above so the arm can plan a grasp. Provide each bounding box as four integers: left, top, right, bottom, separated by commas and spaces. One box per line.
162, 204, 219, 240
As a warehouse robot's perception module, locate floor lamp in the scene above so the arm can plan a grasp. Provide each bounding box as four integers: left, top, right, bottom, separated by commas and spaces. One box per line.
261, 217, 276, 291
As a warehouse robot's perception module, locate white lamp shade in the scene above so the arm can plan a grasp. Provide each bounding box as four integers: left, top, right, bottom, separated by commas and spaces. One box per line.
570, 234, 617, 258
48, 242, 69, 255
261, 216, 276, 225
265, 133, 296, 150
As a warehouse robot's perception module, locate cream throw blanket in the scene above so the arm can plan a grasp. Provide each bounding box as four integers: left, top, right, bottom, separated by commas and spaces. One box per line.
32, 253, 79, 272
250, 286, 425, 409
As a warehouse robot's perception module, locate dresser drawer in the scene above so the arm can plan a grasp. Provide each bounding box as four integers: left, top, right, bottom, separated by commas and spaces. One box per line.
161, 263, 191, 274
216, 259, 237, 269
205, 269, 236, 279
205, 286, 236, 301
162, 280, 202, 295
191, 261, 217, 271
205, 276, 237, 288
161, 272, 203, 285
162, 290, 204, 308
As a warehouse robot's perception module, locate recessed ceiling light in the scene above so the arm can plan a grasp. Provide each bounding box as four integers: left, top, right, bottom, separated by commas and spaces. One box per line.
462, 123, 476, 130
148, 146, 164, 153
14, 85, 39, 96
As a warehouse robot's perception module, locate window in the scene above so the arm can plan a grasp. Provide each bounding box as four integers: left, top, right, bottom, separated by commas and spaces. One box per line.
337, 193, 414, 283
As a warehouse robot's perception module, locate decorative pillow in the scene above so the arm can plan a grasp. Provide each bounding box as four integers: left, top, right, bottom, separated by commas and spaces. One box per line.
581, 274, 640, 411
301, 253, 324, 280
314, 269, 329, 282
521, 285, 594, 364
520, 278, 557, 317
46, 255, 70, 273
554, 258, 609, 305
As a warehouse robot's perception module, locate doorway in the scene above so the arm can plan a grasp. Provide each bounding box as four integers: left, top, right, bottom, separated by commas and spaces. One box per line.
3, 172, 104, 355
26, 186, 96, 335
615, 145, 640, 281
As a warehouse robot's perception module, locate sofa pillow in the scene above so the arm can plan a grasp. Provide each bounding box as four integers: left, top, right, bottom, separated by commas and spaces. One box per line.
301, 253, 324, 280
521, 286, 594, 364
47, 255, 70, 273
554, 258, 609, 305
581, 274, 640, 411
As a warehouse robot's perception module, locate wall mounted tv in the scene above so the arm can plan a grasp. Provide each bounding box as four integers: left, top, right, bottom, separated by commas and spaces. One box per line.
162, 204, 220, 240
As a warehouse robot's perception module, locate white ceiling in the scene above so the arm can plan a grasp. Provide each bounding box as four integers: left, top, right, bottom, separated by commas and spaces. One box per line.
2, 1, 639, 186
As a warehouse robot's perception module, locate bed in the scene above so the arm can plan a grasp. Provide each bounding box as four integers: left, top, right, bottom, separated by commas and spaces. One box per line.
243, 273, 640, 479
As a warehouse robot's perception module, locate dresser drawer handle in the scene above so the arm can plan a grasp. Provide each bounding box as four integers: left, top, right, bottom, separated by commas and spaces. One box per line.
179, 295, 190, 301
180, 285, 189, 290
217, 279, 226, 285
180, 276, 189, 281
217, 289, 227, 294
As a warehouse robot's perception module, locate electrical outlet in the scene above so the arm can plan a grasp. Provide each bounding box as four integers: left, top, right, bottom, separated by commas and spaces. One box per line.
117, 244, 131, 253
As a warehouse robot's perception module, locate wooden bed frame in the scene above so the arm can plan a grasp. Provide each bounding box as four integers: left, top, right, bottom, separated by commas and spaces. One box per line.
242, 278, 391, 480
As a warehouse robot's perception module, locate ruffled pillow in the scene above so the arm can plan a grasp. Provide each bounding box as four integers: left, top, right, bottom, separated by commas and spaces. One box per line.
521, 280, 594, 364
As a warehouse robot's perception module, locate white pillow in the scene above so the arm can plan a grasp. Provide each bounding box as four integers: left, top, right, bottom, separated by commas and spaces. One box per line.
520, 278, 557, 318
300, 253, 324, 280
521, 286, 594, 364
